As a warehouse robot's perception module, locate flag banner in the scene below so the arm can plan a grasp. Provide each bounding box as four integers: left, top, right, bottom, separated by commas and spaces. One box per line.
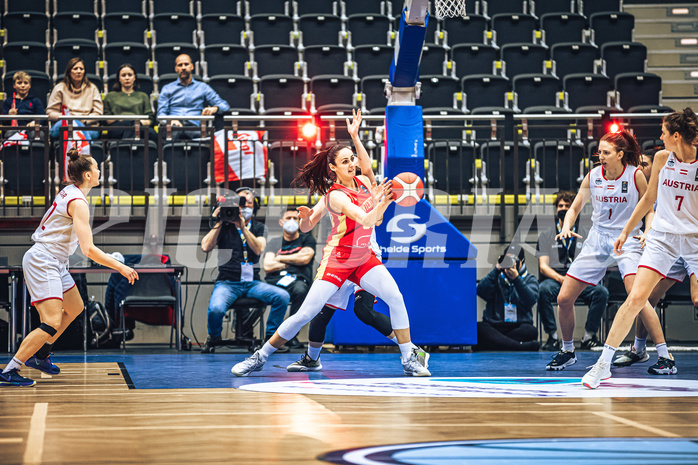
213, 130, 267, 183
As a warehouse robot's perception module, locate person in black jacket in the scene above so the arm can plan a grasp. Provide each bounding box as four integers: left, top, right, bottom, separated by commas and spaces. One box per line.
475, 244, 540, 351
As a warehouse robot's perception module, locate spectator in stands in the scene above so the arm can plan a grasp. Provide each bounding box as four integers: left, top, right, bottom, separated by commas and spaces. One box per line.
263, 207, 317, 349
47, 57, 103, 140
157, 54, 229, 139
536, 191, 609, 351
2, 71, 46, 138
103, 63, 156, 140
474, 244, 540, 351
200, 188, 290, 353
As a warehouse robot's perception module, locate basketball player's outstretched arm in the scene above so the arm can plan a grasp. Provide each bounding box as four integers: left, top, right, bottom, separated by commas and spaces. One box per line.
615, 150, 668, 253
298, 198, 326, 233
328, 179, 393, 228
631, 168, 655, 249
556, 174, 591, 240
71, 200, 139, 284
346, 109, 376, 186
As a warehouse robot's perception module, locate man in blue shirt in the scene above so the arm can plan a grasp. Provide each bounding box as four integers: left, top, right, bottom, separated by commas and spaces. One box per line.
157, 54, 229, 139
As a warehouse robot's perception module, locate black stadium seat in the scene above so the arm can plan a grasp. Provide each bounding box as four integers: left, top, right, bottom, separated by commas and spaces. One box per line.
52, 12, 99, 42
614, 72, 662, 111
551, 43, 598, 80
295, 0, 339, 16
104, 42, 151, 76
347, 14, 392, 47
462, 74, 510, 112
53, 40, 100, 79
491, 13, 537, 46
418, 75, 460, 110
253, 45, 301, 79
443, 15, 487, 45
303, 45, 350, 78
360, 75, 390, 112
451, 43, 498, 78
249, 14, 295, 47
601, 42, 647, 81
299, 14, 343, 47
198, 0, 241, 15
563, 73, 613, 111
590, 12, 635, 48
152, 14, 197, 46
3, 12, 50, 44
354, 45, 394, 78
501, 43, 547, 78
207, 75, 256, 112
311, 75, 356, 111
513, 74, 561, 111
199, 14, 246, 47
2, 42, 51, 76
260, 75, 307, 111
540, 13, 586, 47
103, 13, 149, 45
202, 45, 251, 79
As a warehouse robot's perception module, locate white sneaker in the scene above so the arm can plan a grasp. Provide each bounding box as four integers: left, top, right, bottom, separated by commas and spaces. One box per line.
581, 360, 612, 389
231, 350, 266, 377
413, 347, 430, 369
402, 353, 431, 377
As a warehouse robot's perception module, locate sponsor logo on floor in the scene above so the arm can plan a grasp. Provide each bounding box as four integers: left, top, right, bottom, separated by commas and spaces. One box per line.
239, 377, 698, 398
318, 438, 698, 465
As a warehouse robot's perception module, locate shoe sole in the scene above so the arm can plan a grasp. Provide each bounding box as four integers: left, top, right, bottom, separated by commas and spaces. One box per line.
27, 365, 60, 375
613, 354, 650, 367
287, 365, 322, 372
582, 374, 612, 389
648, 368, 678, 375
546, 357, 577, 371
231, 366, 264, 377
0, 380, 36, 387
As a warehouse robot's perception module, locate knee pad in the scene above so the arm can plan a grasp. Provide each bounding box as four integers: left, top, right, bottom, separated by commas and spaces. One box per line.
309, 306, 336, 343
39, 323, 58, 337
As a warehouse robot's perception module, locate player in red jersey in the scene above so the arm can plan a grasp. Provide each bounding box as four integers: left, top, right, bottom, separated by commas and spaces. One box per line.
232, 110, 430, 377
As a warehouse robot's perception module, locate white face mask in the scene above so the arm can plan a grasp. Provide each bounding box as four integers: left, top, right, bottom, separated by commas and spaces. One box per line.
283, 219, 299, 234
241, 207, 254, 221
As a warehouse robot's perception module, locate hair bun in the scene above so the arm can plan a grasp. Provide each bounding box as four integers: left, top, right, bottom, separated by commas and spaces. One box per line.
67, 148, 81, 162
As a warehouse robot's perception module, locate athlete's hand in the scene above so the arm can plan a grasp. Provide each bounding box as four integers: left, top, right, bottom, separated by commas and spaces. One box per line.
346, 108, 362, 139
614, 232, 628, 255
120, 265, 139, 285
380, 179, 393, 205
634, 232, 647, 249
555, 227, 582, 241
297, 206, 313, 219
371, 179, 386, 205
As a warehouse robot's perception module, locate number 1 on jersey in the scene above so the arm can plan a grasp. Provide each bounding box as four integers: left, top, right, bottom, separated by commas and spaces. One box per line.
608, 208, 612, 220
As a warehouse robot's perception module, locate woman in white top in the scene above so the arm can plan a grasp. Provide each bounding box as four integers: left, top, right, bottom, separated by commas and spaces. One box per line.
0, 149, 138, 387
583, 108, 698, 388
547, 130, 663, 372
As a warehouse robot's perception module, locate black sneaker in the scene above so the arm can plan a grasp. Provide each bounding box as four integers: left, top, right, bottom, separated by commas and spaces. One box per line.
648, 355, 678, 375
613, 346, 650, 367
541, 337, 561, 352
286, 352, 322, 372
580, 335, 600, 350
546, 350, 577, 371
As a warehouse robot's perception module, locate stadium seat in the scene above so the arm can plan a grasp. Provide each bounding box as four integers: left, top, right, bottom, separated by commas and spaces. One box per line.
204, 75, 255, 112
104, 42, 151, 76
153, 43, 199, 79
581, 0, 622, 17
347, 14, 392, 47
501, 43, 547, 78
563, 73, 613, 111
589, 12, 634, 48
298, 14, 344, 47
614, 72, 662, 111
3, 72, 51, 107
109, 140, 159, 193
418, 75, 461, 110
245, 0, 291, 16
5, 0, 49, 14
471, 106, 516, 140
161, 141, 211, 194
483, 0, 529, 16
52, 12, 99, 42
267, 141, 314, 188
151, 0, 194, 15
451, 43, 498, 78
491, 13, 537, 46
2, 43, 51, 76
53, 40, 100, 80
106, 73, 154, 96
103, 13, 149, 45
513, 74, 561, 111
531, 0, 574, 17
360, 75, 390, 112
199, 14, 246, 47
198, 0, 241, 15
202, 45, 251, 80
353, 45, 394, 78
0, 142, 47, 197
311, 75, 357, 111
550, 42, 598, 80
295, 0, 340, 16
103, 0, 147, 15
253, 45, 301, 79
540, 13, 586, 47
152, 14, 197, 46
303, 45, 351, 79
627, 105, 675, 142
3, 12, 50, 44
601, 42, 647, 81
520, 105, 574, 143
342, 0, 390, 16
249, 14, 295, 47
427, 141, 477, 196
423, 107, 469, 142
53, 0, 97, 15
443, 15, 488, 45
259, 75, 307, 112
461, 74, 510, 112
480, 140, 531, 192
533, 140, 586, 191
419, 44, 449, 76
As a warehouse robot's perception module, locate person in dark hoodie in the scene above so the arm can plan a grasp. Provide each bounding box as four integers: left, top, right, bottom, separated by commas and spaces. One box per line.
475, 244, 540, 351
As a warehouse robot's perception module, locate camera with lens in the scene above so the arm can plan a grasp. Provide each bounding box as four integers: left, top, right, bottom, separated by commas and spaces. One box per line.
497, 244, 525, 269
215, 193, 247, 224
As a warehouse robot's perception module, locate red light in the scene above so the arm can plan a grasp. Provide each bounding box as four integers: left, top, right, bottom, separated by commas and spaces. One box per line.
607, 121, 621, 133
301, 122, 318, 139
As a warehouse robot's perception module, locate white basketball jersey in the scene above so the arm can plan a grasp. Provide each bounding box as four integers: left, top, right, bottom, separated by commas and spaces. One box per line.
31, 184, 88, 263
652, 152, 698, 234
589, 164, 641, 231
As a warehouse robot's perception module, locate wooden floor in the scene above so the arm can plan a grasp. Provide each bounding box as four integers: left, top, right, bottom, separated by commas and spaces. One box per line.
2, 354, 698, 464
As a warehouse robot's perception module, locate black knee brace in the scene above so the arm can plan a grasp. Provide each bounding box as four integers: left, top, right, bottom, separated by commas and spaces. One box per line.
39, 323, 58, 337
353, 291, 393, 337
308, 305, 336, 343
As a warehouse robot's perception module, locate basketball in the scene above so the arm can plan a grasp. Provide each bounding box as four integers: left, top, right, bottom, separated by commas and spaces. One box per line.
391, 172, 424, 207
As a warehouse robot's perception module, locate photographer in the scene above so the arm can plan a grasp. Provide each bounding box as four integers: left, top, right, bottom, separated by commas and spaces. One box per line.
201, 188, 290, 353
474, 245, 540, 351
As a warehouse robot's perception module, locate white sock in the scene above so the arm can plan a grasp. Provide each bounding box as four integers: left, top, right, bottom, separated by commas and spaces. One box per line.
562, 340, 574, 352
2, 357, 23, 373
307, 345, 322, 361
582, 332, 594, 342
634, 337, 647, 353
258, 342, 277, 359
389, 336, 398, 344
599, 343, 617, 363
398, 342, 413, 361
656, 342, 670, 359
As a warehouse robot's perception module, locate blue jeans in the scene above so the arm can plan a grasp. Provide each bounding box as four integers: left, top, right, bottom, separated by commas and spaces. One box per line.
50, 120, 100, 140
538, 278, 610, 335
207, 280, 290, 338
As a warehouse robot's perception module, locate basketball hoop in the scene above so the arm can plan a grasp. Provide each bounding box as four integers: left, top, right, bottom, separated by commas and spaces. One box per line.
434, 0, 467, 18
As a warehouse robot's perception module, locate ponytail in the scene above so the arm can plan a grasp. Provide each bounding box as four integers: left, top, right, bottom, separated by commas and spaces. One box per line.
600, 130, 641, 167
664, 107, 698, 144
292, 144, 349, 195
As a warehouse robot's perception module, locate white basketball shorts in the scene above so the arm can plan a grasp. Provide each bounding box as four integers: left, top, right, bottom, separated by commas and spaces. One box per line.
639, 229, 698, 279
22, 244, 75, 305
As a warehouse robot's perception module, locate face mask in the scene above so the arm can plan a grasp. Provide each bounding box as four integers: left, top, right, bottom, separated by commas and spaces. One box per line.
557, 210, 567, 222
283, 219, 299, 234
241, 207, 254, 221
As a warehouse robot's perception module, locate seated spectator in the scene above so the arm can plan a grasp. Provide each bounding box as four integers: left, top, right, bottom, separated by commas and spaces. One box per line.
475, 245, 540, 351
156, 54, 229, 139
103, 63, 157, 140
536, 191, 609, 351
2, 71, 46, 138
47, 57, 102, 140
263, 207, 317, 349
